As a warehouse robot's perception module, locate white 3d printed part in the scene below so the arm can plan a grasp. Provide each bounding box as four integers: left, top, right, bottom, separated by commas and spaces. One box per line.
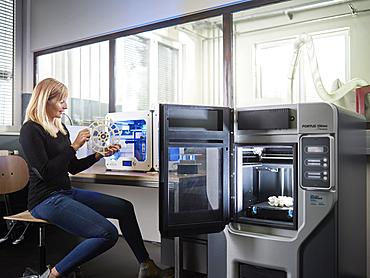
88, 119, 121, 155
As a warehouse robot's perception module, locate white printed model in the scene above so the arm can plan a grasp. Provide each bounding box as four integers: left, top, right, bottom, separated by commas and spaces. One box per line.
88, 119, 121, 155
268, 196, 293, 207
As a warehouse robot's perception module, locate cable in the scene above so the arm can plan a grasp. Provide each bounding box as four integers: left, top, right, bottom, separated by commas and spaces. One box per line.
62, 113, 73, 125
288, 33, 368, 103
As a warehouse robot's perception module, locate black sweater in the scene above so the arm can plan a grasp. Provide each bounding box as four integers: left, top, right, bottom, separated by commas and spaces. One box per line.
19, 121, 98, 210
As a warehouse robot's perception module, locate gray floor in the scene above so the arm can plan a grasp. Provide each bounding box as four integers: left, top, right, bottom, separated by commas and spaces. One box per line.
80, 239, 163, 278
0, 225, 205, 278
0, 225, 164, 278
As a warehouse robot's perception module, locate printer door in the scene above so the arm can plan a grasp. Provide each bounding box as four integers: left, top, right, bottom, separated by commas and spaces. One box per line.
159, 104, 232, 237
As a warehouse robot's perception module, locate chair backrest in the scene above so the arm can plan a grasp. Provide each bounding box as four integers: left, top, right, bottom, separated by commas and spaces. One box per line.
0, 155, 29, 194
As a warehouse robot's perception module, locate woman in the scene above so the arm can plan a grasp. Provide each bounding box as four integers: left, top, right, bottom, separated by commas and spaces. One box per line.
20, 78, 173, 278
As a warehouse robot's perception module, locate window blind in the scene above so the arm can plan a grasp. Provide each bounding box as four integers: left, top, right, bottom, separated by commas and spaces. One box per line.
158, 42, 178, 104
122, 36, 149, 111
0, 0, 14, 126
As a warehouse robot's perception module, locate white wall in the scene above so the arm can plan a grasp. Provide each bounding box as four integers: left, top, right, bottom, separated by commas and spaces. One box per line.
73, 183, 161, 242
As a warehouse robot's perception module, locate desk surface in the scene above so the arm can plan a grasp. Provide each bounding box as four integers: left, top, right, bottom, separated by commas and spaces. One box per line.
70, 164, 159, 188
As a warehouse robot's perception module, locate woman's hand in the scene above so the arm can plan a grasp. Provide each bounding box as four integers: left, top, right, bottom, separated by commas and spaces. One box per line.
71, 128, 91, 151
95, 144, 121, 160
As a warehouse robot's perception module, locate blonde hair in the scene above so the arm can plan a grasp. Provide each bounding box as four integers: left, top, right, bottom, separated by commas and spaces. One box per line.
25, 78, 68, 138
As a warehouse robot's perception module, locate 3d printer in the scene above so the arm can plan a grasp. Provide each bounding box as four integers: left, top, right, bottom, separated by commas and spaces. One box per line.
104, 111, 158, 171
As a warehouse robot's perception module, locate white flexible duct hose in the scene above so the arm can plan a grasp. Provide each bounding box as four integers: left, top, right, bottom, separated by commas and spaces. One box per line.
288, 34, 368, 103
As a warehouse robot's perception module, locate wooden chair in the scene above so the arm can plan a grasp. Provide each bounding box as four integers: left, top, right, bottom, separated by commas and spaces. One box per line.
0, 154, 49, 276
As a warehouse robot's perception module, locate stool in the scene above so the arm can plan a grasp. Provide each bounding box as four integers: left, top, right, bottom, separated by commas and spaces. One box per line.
0, 155, 81, 277
3, 210, 48, 275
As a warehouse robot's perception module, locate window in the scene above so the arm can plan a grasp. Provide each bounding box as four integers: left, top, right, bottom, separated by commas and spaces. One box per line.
301, 30, 348, 103
115, 35, 150, 111
34, 15, 225, 124
235, 29, 349, 107
115, 32, 181, 112
255, 39, 295, 104
0, 0, 14, 126
115, 16, 223, 112
36, 16, 223, 125
258, 30, 348, 105
233, 1, 354, 109
158, 42, 178, 105
36, 41, 109, 125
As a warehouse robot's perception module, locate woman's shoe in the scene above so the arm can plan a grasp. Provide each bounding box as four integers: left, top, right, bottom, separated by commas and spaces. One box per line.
138, 259, 174, 278
159, 267, 174, 278
39, 266, 58, 278
39, 268, 50, 278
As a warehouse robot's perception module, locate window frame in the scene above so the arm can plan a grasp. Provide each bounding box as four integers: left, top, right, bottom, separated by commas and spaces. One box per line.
33, 0, 285, 126
251, 28, 350, 106
35, 40, 110, 126
298, 28, 350, 103
114, 34, 151, 112
254, 37, 297, 105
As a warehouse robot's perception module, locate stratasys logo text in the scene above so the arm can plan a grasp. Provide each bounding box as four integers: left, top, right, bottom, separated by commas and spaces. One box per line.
301, 124, 328, 130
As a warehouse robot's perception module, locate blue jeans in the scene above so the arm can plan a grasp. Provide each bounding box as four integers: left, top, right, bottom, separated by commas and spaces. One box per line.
30, 188, 149, 275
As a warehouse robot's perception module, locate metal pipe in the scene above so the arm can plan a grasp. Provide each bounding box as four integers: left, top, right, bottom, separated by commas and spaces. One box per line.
175, 26, 208, 40
235, 8, 370, 36
234, 0, 360, 22
39, 225, 46, 274
286, 0, 358, 16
